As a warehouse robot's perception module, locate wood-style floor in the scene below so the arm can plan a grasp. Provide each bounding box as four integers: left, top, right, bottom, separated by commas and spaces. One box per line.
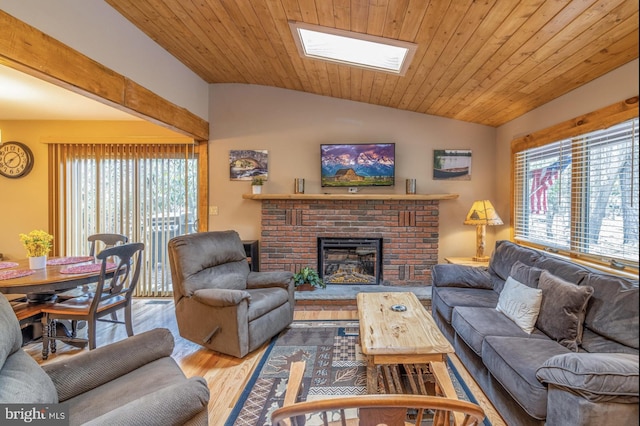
25, 298, 506, 426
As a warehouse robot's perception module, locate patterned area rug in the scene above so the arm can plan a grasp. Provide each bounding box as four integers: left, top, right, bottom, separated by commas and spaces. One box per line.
225, 320, 490, 426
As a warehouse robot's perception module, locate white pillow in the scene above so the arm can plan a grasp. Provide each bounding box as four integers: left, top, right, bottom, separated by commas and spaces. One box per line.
496, 276, 543, 334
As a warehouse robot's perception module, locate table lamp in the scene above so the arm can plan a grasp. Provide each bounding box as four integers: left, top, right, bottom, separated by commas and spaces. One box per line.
463, 200, 503, 262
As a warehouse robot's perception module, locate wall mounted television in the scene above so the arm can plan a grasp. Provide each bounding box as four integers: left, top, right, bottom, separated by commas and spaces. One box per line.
321, 143, 395, 187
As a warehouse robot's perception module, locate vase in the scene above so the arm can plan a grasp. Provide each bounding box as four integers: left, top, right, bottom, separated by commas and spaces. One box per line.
28, 255, 47, 270
252, 185, 262, 195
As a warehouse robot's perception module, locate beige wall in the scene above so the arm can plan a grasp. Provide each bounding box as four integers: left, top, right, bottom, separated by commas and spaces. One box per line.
2, 60, 636, 263
0, 120, 183, 260
494, 59, 639, 242
208, 84, 498, 262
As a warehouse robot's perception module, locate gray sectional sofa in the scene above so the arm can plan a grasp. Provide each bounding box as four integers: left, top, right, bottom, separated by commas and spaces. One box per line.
432, 240, 638, 426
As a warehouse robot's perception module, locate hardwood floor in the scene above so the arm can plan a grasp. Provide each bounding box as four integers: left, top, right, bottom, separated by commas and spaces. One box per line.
25, 298, 505, 426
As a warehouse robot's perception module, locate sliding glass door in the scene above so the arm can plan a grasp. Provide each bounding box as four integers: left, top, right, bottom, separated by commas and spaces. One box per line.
49, 143, 200, 296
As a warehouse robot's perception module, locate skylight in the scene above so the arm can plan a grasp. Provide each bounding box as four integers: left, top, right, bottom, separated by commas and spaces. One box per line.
289, 22, 417, 75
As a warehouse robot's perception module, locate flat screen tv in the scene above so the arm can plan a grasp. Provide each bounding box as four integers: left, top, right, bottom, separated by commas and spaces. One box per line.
321, 143, 395, 187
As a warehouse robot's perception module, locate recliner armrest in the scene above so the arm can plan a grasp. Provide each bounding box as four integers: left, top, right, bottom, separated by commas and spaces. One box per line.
432, 264, 492, 289
193, 288, 251, 307
247, 271, 294, 290
43, 328, 175, 402
83, 377, 210, 426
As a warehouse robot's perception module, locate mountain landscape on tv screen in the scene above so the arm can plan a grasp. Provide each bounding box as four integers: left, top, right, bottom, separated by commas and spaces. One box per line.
321, 144, 395, 186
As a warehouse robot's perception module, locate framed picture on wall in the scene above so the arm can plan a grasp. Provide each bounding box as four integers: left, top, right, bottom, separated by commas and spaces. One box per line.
433, 149, 472, 180
229, 150, 268, 181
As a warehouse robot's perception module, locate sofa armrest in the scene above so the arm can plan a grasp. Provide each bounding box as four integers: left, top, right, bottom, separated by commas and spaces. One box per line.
193, 288, 251, 307
43, 328, 174, 402
432, 264, 492, 289
246, 271, 294, 290
83, 377, 210, 426
536, 352, 639, 403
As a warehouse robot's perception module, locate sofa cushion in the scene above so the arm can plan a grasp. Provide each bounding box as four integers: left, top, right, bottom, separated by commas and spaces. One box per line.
536, 271, 593, 351
496, 276, 543, 334
510, 261, 543, 288
452, 307, 549, 356
489, 240, 543, 292
536, 352, 639, 403
533, 256, 590, 285
0, 350, 58, 403
482, 336, 572, 420
431, 264, 492, 289
432, 287, 498, 324
582, 273, 639, 350
581, 329, 639, 355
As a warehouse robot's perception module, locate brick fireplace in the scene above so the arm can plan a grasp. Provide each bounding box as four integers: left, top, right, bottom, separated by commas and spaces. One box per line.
257, 197, 443, 286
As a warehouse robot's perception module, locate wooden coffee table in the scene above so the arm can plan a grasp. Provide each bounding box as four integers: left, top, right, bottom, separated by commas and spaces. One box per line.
357, 292, 457, 401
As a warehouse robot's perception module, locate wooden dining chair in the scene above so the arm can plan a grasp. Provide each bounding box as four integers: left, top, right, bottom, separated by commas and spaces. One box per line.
58, 233, 130, 326
40, 242, 144, 360
271, 361, 485, 426
88, 233, 129, 256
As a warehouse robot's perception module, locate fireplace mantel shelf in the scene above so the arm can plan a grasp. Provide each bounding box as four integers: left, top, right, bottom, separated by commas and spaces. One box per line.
242, 193, 458, 201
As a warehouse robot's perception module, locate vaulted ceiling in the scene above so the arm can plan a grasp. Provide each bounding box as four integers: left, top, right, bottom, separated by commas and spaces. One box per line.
105, 0, 639, 127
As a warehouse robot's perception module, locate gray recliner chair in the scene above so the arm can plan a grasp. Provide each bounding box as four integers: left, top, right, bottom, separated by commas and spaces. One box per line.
168, 230, 295, 358
0, 294, 209, 425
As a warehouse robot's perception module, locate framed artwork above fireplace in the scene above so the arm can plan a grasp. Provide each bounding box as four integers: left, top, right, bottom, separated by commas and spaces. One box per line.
229, 149, 268, 181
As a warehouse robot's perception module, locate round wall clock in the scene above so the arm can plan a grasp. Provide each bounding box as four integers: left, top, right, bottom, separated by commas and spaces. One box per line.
0, 141, 35, 179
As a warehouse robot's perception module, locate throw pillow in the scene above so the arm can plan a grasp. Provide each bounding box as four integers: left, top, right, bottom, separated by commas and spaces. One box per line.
536, 271, 594, 351
509, 260, 544, 288
496, 276, 543, 334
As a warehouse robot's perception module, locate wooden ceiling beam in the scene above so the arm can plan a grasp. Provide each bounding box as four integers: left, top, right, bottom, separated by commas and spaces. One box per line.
0, 9, 209, 141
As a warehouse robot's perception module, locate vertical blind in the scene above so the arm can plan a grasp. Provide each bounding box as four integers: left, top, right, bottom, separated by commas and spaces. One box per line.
49, 142, 199, 296
513, 118, 639, 268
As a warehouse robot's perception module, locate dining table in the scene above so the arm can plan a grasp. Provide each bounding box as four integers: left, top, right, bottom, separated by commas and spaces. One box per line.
0, 256, 115, 347
0, 256, 109, 297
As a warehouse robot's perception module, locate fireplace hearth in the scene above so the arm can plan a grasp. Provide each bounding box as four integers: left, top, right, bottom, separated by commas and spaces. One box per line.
318, 238, 382, 285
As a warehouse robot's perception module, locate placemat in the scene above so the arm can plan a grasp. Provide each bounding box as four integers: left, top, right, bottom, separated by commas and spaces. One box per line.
47, 256, 94, 266
59, 262, 117, 274
0, 261, 19, 270
0, 269, 36, 281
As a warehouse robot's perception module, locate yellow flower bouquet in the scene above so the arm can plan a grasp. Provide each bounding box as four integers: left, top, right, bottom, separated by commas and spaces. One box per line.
19, 230, 54, 257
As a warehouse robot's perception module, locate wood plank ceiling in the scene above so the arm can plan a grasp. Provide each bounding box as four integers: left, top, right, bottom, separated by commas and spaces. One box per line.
105, 0, 639, 127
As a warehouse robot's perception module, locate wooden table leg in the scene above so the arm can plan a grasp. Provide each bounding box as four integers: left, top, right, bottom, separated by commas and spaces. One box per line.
366, 356, 378, 393
430, 360, 464, 426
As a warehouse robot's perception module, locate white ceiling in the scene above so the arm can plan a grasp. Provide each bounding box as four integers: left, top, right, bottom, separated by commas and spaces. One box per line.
0, 65, 139, 121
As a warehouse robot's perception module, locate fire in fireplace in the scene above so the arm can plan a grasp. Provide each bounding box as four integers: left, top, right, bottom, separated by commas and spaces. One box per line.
318, 238, 382, 285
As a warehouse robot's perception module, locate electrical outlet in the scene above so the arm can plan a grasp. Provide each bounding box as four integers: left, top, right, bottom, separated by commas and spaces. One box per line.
209, 206, 219, 215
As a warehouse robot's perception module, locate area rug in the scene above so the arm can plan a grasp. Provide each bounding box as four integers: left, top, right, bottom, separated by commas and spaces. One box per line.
225, 320, 491, 426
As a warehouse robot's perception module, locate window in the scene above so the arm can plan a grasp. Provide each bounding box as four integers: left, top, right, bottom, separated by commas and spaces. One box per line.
513, 115, 638, 271
49, 142, 203, 296
289, 21, 417, 75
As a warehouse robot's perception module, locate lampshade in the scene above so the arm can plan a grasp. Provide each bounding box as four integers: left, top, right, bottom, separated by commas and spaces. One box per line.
463, 200, 503, 226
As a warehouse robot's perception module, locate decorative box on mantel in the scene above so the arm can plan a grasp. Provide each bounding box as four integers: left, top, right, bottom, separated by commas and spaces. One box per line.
244, 193, 458, 286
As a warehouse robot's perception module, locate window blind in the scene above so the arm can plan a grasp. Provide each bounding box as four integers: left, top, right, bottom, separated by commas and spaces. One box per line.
514, 118, 638, 268
49, 143, 199, 296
